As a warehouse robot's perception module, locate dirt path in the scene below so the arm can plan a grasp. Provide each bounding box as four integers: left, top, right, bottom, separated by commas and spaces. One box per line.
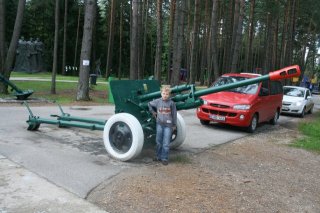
88, 122, 320, 213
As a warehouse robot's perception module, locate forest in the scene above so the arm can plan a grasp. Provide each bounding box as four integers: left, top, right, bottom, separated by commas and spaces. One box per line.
0, 0, 320, 100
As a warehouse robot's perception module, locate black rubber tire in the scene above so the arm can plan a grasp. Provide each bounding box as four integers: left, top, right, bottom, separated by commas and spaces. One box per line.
269, 110, 279, 125
247, 114, 258, 133
300, 107, 305, 118
200, 119, 210, 125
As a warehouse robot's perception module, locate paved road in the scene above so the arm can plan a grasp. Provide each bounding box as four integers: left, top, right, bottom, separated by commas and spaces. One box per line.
0, 95, 319, 200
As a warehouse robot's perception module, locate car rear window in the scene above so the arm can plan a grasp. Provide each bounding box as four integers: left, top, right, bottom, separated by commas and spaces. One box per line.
284, 87, 304, 97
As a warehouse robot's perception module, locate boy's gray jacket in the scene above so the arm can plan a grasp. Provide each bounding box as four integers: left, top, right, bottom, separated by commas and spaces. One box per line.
148, 98, 177, 127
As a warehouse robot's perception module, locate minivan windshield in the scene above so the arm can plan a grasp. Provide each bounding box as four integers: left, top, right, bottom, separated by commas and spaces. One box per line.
212, 76, 258, 94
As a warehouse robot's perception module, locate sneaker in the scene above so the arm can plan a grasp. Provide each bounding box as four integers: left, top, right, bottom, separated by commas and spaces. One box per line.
162, 160, 168, 166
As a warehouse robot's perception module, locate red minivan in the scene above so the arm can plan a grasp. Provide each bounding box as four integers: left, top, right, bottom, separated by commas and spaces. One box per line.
196, 73, 283, 132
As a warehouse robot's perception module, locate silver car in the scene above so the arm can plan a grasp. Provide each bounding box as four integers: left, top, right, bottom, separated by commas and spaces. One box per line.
281, 86, 314, 117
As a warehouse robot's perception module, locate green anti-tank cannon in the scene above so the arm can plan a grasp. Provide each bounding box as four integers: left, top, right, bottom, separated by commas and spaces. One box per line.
25, 65, 301, 161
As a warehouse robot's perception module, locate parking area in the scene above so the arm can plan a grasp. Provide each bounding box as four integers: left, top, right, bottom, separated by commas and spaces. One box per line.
0, 94, 319, 209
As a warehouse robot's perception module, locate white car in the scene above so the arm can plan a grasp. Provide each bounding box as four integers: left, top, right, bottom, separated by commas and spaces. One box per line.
281, 86, 314, 117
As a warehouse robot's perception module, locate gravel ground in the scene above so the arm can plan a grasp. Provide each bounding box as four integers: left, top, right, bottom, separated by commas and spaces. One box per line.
88, 121, 320, 213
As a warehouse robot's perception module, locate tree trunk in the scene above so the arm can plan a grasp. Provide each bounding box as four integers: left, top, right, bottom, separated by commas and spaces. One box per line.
141, 0, 149, 78
137, 0, 143, 79
199, 0, 210, 85
263, 12, 273, 74
298, 17, 313, 82
189, 0, 200, 84
207, 0, 219, 86
0, 0, 5, 75
76, 0, 96, 101
271, 16, 279, 71
105, 0, 116, 79
230, 0, 244, 73
118, 1, 123, 79
73, 4, 81, 72
185, 0, 191, 82
287, 0, 297, 66
279, 1, 290, 68
222, 0, 234, 72
62, 0, 68, 75
130, 0, 140, 80
171, 0, 186, 86
51, 0, 60, 94
1, 0, 25, 94
244, 0, 255, 72
231, 0, 239, 62
154, 0, 163, 81
166, 0, 176, 83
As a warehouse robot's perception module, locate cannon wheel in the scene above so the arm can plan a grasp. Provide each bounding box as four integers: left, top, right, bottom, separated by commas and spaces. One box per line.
103, 113, 144, 161
170, 113, 186, 149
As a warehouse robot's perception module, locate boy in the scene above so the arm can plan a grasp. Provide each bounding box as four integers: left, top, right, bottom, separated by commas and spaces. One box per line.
148, 86, 177, 165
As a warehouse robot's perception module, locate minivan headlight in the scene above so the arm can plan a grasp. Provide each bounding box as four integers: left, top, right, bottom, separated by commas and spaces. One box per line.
203, 100, 208, 105
233, 104, 250, 110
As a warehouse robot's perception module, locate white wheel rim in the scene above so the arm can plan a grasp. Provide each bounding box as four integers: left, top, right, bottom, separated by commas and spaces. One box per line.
103, 113, 144, 161
170, 113, 186, 149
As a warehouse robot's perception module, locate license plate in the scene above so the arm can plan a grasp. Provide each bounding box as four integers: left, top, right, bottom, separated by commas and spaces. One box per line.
209, 114, 226, 121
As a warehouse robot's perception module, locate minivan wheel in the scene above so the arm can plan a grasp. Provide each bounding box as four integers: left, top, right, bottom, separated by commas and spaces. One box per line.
247, 114, 258, 133
300, 107, 306, 118
270, 110, 279, 125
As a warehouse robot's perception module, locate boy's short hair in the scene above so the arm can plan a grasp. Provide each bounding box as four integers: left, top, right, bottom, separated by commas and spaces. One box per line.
161, 85, 171, 94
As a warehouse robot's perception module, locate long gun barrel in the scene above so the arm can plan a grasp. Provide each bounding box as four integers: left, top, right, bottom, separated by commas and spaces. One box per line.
110, 65, 300, 122
175, 65, 300, 102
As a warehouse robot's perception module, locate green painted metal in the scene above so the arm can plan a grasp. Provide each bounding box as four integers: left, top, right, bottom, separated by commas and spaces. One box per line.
110, 79, 161, 123
24, 102, 105, 131
0, 74, 33, 100
52, 103, 106, 125
112, 65, 301, 114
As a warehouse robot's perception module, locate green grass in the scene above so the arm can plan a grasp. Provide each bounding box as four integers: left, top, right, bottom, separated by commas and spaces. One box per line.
1, 74, 111, 104
171, 154, 192, 164
10, 71, 107, 82
290, 112, 320, 153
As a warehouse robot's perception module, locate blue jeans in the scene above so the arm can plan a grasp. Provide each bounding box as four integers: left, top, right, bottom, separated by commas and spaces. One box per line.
156, 124, 172, 161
